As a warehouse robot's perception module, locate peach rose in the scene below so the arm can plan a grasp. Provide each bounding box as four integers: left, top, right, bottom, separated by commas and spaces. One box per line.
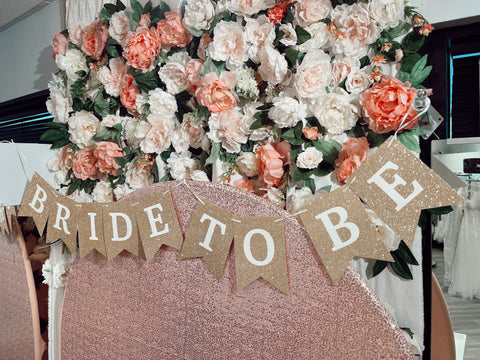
138, 13, 151, 30
195, 72, 238, 112
186, 59, 203, 94
275, 140, 291, 165
360, 76, 418, 134
52, 33, 68, 60
123, 27, 161, 71
268, 2, 290, 24
335, 137, 369, 183
72, 148, 97, 180
94, 141, 124, 175
157, 12, 191, 48
337, 156, 358, 184
81, 20, 109, 60
233, 177, 254, 192
120, 74, 140, 116
61, 144, 74, 170
256, 143, 286, 188
68, 24, 84, 46
197, 33, 212, 60
302, 127, 322, 140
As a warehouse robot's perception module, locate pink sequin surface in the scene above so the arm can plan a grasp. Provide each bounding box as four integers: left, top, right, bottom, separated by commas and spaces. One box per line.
61, 182, 414, 359
0, 232, 36, 359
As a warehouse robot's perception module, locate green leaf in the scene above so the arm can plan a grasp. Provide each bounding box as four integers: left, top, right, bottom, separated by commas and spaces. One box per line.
67, 181, 80, 196
290, 147, 303, 163
40, 129, 69, 142
303, 178, 315, 194
428, 205, 454, 215
397, 240, 419, 266
208, 11, 229, 34
133, 69, 158, 92
401, 327, 414, 339
295, 25, 311, 45
367, 131, 390, 148
390, 251, 413, 280
249, 119, 264, 130
400, 53, 422, 73
319, 185, 331, 193
143, 0, 152, 14
130, 0, 143, 15
402, 31, 425, 54
293, 168, 316, 182
200, 57, 226, 77
99, 8, 111, 21
116, 0, 126, 11
45, 122, 67, 130
398, 71, 411, 83
373, 260, 388, 277
283, 7, 294, 24
397, 131, 420, 153
205, 142, 221, 165
285, 47, 301, 67
51, 138, 71, 149
105, 44, 120, 58
193, 105, 210, 122
281, 121, 304, 146
312, 138, 342, 165
387, 21, 412, 39
411, 54, 428, 75
359, 55, 371, 68
273, 30, 285, 47
152, 160, 159, 182
410, 66, 432, 86
104, 3, 117, 15
187, 26, 203, 37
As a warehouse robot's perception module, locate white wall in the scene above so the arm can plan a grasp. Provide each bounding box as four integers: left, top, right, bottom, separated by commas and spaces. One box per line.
0, 0, 63, 103
410, 0, 480, 24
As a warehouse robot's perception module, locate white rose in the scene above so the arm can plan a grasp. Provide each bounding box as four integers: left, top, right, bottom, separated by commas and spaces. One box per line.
287, 187, 315, 213
55, 49, 89, 81
124, 118, 151, 148
159, 62, 189, 95
258, 46, 288, 85
296, 146, 323, 169
47, 148, 63, 172
183, 0, 216, 30
208, 107, 248, 153
68, 110, 101, 148
190, 170, 210, 181
263, 187, 285, 208
345, 69, 372, 94
113, 183, 134, 201
147, 88, 178, 118
101, 114, 123, 128
209, 21, 248, 70
295, 50, 332, 99
92, 180, 114, 202
244, 16, 276, 63
250, 126, 275, 142
69, 189, 93, 203
332, 56, 361, 85
240, 101, 261, 135
369, 0, 404, 30
180, 114, 207, 149
167, 151, 200, 180
365, 208, 401, 251
54, 168, 69, 187
227, 0, 275, 17
97, 57, 127, 97
235, 152, 259, 177
268, 96, 306, 128
140, 114, 175, 154
296, 22, 329, 53
109, 11, 130, 45
279, 24, 297, 47
46, 89, 72, 124
310, 90, 359, 134
171, 127, 190, 153
294, 0, 332, 27
125, 162, 154, 190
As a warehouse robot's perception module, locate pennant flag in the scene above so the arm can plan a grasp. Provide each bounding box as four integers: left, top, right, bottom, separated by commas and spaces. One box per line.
134, 192, 184, 261
78, 203, 107, 258
0, 207, 8, 235
181, 199, 234, 280
299, 187, 393, 285
103, 202, 140, 260
46, 195, 80, 254
234, 217, 289, 295
347, 137, 466, 247
18, 172, 57, 234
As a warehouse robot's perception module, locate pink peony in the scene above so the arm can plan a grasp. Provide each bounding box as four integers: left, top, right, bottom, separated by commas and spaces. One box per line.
81, 20, 109, 60
335, 137, 369, 184
72, 148, 97, 180
52, 33, 68, 60
120, 74, 140, 116
195, 72, 238, 112
157, 12, 191, 48
123, 27, 161, 71
256, 143, 286, 188
94, 141, 124, 176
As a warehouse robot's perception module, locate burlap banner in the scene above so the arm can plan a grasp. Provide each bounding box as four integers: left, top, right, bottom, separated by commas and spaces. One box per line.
15, 135, 466, 290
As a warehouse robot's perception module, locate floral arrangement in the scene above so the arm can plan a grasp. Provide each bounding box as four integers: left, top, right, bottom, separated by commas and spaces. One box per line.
44, 0, 433, 212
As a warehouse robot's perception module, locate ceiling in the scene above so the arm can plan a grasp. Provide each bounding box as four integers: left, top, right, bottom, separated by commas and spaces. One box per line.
0, 0, 56, 31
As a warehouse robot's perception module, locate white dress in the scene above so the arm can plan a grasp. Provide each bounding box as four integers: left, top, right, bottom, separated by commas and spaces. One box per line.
449, 185, 480, 299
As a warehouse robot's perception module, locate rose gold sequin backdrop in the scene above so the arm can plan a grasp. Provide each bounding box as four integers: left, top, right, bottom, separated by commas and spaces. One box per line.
0, 227, 37, 359
61, 182, 414, 359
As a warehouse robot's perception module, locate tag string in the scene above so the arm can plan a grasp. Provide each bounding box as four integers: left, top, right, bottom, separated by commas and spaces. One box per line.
164, 179, 205, 205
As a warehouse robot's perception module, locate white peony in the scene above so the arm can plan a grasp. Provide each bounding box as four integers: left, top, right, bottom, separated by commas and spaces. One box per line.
69, 189, 93, 203
167, 151, 201, 180
113, 183, 134, 201
109, 11, 130, 45
158, 52, 191, 95
208, 107, 248, 153
47, 148, 63, 172
296, 146, 323, 169
140, 114, 176, 154
171, 127, 190, 153
365, 208, 401, 251
279, 24, 297, 47
332, 56, 361, 86
68, 110, 101, 148
96, 57, 127, 97
296, 22, 329, 53
369, 0, 404, 30
208, 21, 247, 70
190, 170, 210, 181
55, 49, 89, 81
244, 15, 276, 63
92, 180, 114, 202
294, 0, 332, 27
147, 88, 178, 118
183, 0, 216, 30
125, 162, 154, 190
286, 186, 323, 213
263, 187, 285, 208
101, 114, 124, 128
268, 96, 307, 128
123, 118, 151, 148
180, 114, 208, 149
258, 46, 288, 85
227, 0, 275, 17
345, 69, 372, 94
235, 152, 259, 177
295, 50, 332, 99
310, 90, 359, 135
54, 169, 69, 187
46, 88, 72, 124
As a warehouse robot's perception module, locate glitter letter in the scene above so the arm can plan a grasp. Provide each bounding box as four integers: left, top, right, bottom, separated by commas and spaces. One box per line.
315, 206, 359, 251
198, 213, 226, 252
243, 229, 275, 266
144, 203, 169, 238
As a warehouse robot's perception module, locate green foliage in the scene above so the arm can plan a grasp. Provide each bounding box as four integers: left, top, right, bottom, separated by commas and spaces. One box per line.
281, 121, 305, 146
397, 131, 421, 153
205, 142, 221, 165
200, 57, 227, 77
312, 138, 342, 165
295, 25, 311, 45
40, 124, 70, 149
91, 124, 123, 147
133, 69, 160, 93
373, 241, 419, 279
